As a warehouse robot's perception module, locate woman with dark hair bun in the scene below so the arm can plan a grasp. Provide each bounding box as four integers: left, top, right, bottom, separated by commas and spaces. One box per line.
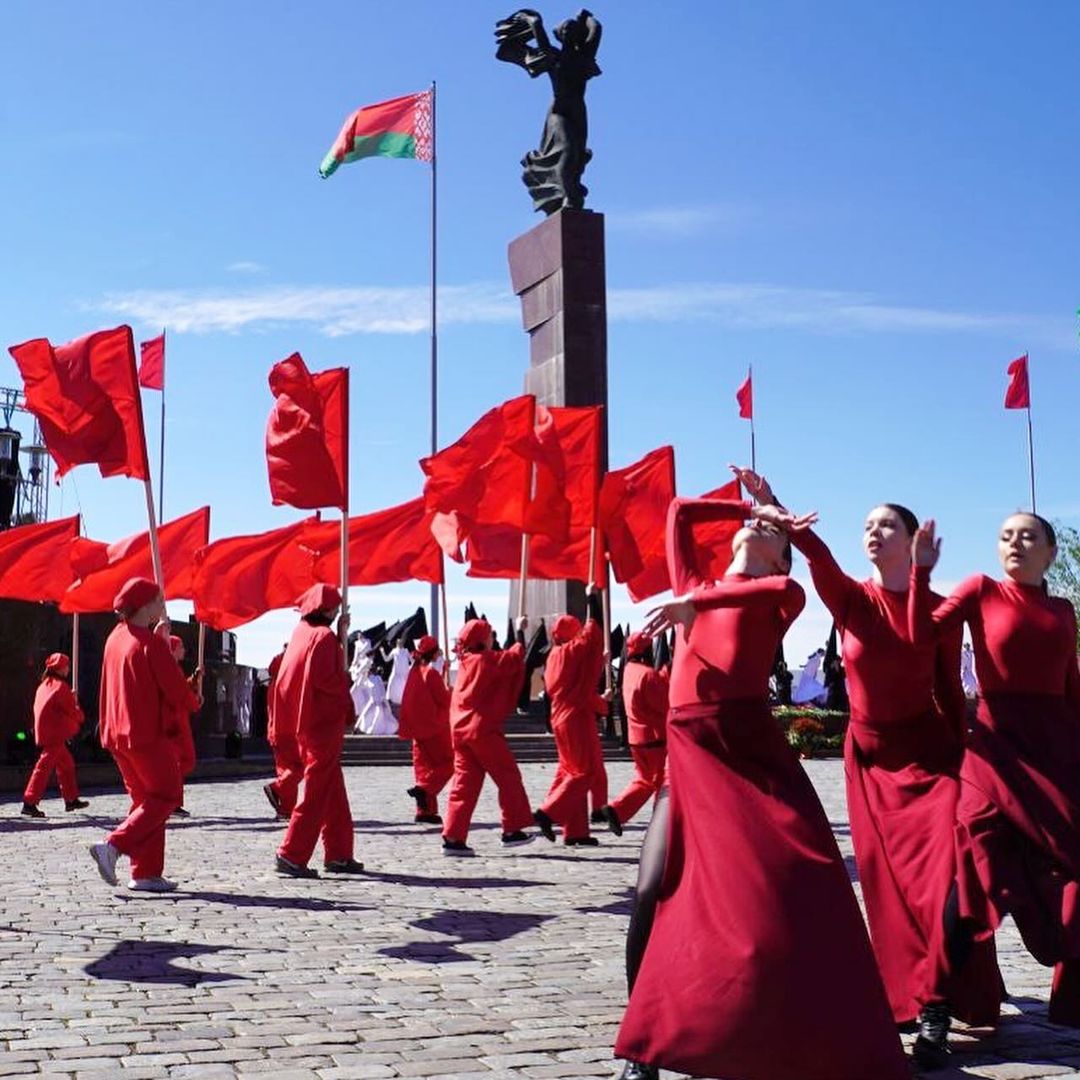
731, 467, 1001, 1070
911, 512, 1080, 1031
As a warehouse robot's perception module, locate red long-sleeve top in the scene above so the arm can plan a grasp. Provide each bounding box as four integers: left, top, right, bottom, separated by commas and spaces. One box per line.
622, 660, 669, 745
544, 619, 603, 730
33, 677, 83, 746
99, 623, 197, 751
910, 568, 1080, 706
793, 529, 965, 731
399, 661, 452, 741
667, 498, 805, 709
450, 643, 525, 741
271, 621, 354, 748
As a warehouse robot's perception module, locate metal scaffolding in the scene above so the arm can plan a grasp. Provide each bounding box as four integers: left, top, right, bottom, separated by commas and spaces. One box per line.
0, 387, 49, 527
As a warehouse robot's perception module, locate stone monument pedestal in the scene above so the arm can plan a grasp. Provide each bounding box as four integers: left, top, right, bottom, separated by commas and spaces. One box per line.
507, 208, 608, 628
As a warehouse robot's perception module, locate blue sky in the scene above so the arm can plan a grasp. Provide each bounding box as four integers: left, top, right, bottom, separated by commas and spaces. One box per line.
2, 2, 1078, 665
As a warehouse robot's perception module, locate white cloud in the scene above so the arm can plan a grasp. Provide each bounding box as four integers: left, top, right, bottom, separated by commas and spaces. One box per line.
226, 261, 267, 274
607, 204, 753, 236
90, 280, 1068, 348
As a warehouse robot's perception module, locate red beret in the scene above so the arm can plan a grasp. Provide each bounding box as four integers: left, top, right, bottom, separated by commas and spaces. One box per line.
415, 634, 439, 656
296, 583, 342, 616
456, 618, 491, 651
44, 653, 69, 675
552, 614, 582, 645
113, 577, 161, 617
626, 631, 652, 658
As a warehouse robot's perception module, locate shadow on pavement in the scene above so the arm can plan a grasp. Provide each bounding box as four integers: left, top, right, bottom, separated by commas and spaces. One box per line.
84, 940, 247, 985
119, 889, 373, 914
361, 870, 547, 890
379, 909, 554, 964
576, 887, 635, 916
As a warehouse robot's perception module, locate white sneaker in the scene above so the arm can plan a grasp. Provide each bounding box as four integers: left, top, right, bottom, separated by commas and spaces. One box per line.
89, 842, 120, 886
128, 877, 178, 892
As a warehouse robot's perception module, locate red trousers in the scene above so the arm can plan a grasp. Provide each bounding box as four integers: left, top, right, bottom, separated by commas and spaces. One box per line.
444, 732, 533, 843
169, 724, 196, 778
588, 722, 608, 810
269, 734, 304, 817
24, 742, 79, 804
541, 718, 595, 840
108, 744, 182, 880
278, 736, 353, 867
609, 745, 667, 825
411, 730, 454, 817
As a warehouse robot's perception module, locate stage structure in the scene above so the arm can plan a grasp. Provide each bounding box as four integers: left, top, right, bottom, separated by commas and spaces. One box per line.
0, 387, 50, 529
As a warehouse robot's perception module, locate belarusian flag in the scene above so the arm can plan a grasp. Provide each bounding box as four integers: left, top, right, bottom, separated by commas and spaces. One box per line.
319, 90, 433, 178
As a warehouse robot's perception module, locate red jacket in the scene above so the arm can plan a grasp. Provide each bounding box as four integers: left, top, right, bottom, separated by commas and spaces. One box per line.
33, 677, 83, 746
271, 621, 353, 750
544, 619, 603, 730
622, 659, 669, 746
399, 661, 451, 741
450, 643, 525, 741
99, 623, 196, 751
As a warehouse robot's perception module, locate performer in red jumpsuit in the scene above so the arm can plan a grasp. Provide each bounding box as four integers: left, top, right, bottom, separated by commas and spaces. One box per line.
265, 643, 302, 821
89, 577, 197, 892
536, 589, 605, 845
165, 635, 203, 819
21, 653, 88, 817
615, 498, 909, 1080
601, 632, 668, 835
399, 634, 454, 825
276, 584, 363, 878
733, 468, 1002, 1067
911, 513, 1080, 1029
442, 617, 535, 855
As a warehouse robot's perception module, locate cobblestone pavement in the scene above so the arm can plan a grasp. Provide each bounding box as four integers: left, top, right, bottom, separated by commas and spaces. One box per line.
1, 759, 1077, 1079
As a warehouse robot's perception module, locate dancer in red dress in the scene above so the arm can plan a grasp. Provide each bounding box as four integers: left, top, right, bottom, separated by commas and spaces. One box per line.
89, 578, 196, 892
165, 635, 203, 819
21, 653, 88, 817
614, 497, 909, 1080
275, 584, 363, 878
399, 635, 454, 825
911, 513, 1080, 1028
536, 588, 605, 846
442, 617, 535, 855
600, 632, 668, 834
732, 468, 1002, 1066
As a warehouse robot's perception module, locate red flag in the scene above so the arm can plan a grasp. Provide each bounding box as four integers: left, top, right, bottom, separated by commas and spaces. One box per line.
692, 478, 744, 584
61, 507, 210, 613
736, 371, 753, 420
266, 354, 348, 510
302, 498, 444, 587
1004, 354, 1030, 409
8, 325, 149, 481
192, 518, 320, 631
420, 395, 536, 560
0, 515, 80, 603
599, 446, 676, 602
138, 333, 165, 391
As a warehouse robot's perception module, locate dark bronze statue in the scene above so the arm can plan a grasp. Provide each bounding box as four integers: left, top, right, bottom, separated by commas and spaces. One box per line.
496, 9, 602, 216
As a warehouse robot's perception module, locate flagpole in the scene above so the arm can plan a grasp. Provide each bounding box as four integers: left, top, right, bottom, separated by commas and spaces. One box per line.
1026, 367, 1036, 513
158, 328, 166, 520
197, 621, 206, 671
749, 363, 756, 472
71, 612, 80, 698
128, 326, 166, 591
439, 560, 450, 684
340, 367, 351, 655
428, 79, 440, 644
517, 533, 530, 620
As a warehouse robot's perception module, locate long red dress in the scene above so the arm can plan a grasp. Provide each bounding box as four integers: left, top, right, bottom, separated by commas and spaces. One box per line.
616, 499, 908, 1080
911, 569, 1080, 1024
794, 529, 1002, 1024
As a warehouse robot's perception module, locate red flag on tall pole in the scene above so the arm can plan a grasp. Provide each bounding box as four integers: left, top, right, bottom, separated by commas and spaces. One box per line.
1004, 354, 1030, 409
736, 371, 753, 419
138, 333, 166, 391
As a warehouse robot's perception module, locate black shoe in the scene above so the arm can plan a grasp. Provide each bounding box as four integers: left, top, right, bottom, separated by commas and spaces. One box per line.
533, 809, 556, 842
263, 783, 281, 815
601, 804, 623, 837
619, 1062, 659, 1080
20, 802, 45, 818
406, 785, 429, 813
501, 830, 535, 847
590, 808, 606, 825
65, 798, 89, 812
442, 839, 475, 857
324, 858, 365, 874
415, 813, 443, 825
171, 807, 191, 819
912, 1002, 951, 1071
566, 836, 600, 847
275, 854, 319, 878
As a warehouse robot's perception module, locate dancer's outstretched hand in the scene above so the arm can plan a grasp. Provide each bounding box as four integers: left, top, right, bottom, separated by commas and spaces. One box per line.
642, 597, 695, 638
751, 504, 818, 532
728, 465, 775, 505
913, 519, 941, 569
